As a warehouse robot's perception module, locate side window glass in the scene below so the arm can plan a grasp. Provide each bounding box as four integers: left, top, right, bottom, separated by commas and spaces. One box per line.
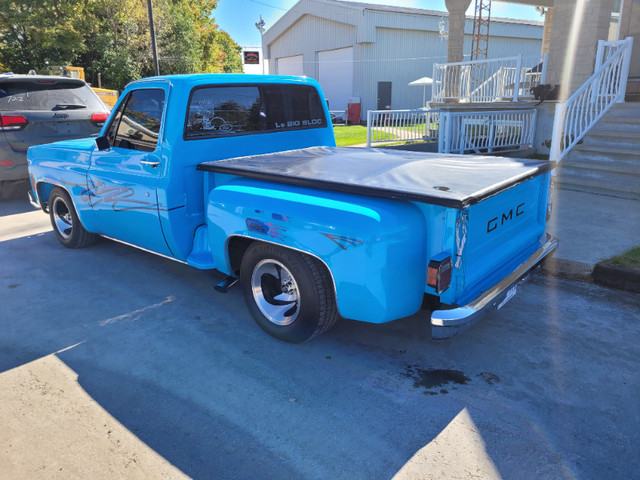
107, 89, 165, 152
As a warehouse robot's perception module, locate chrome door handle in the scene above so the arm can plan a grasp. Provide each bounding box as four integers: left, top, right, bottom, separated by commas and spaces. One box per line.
140, 160, 160, 167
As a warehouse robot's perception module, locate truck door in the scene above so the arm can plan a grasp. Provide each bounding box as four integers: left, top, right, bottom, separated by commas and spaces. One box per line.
88, 86, 172, 256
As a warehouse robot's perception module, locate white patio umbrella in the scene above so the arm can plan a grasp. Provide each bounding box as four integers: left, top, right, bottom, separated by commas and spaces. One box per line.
408, 76, 433, 107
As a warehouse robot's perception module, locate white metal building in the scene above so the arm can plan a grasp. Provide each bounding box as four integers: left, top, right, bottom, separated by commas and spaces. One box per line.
262, 0, 543, 119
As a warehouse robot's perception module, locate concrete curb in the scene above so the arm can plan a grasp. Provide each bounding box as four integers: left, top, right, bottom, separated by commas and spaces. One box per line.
592, 263, 640, 294
543, 257, 593, 282
543, 256, 640, 295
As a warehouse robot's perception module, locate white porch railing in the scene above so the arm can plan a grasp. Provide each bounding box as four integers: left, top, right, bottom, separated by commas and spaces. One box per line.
366, 109, 441, 147
432, 54, 547, 103
550, 37, 634, 162
365, 108, 537, 154
439, 110, 538, 154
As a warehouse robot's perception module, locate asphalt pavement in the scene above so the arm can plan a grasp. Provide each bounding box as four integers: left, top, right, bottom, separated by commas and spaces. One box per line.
1, 195, 639, 479
1, 174, 640, 479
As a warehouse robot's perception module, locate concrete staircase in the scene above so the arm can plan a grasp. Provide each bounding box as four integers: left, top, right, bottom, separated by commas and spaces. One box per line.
556, 102, 640, 199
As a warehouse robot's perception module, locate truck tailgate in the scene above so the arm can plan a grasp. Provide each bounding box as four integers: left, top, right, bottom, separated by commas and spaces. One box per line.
459, 173, 550, 306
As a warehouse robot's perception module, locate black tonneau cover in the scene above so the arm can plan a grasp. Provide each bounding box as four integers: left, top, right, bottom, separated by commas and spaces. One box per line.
197, 146, 554, 209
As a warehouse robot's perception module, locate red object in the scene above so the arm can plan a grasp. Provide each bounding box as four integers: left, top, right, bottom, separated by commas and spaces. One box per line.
427, 256, 452, 294
91, 112, 109, 126
347, 102, 361, 125
0, 115, 28, 131
0, 160, 14, 166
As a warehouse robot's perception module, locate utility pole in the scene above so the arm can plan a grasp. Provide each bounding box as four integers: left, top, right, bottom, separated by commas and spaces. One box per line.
147, 0, 160, 76
255, 15, 266, 75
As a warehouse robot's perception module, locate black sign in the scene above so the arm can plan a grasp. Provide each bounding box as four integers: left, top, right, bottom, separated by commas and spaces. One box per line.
244, 51, 260, 65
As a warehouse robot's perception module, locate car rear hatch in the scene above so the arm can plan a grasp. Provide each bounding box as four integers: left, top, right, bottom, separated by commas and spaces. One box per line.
0, 76, 108, 155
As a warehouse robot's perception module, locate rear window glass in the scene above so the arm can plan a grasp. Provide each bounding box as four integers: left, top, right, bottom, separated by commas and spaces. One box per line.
0, 81, 105, 111
185, 84, 326, 139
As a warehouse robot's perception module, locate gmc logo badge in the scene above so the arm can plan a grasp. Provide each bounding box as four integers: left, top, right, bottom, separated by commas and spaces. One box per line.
487, 202, 525, 233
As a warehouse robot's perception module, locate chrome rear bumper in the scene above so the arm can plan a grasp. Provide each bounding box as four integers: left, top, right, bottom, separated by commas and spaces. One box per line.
431, 234, 558, 339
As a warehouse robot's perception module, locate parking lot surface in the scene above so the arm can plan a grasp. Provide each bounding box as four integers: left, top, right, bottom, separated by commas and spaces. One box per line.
1, 198, 639, 479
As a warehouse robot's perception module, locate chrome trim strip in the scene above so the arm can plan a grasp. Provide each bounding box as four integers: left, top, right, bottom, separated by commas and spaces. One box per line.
431, 234, 558, 335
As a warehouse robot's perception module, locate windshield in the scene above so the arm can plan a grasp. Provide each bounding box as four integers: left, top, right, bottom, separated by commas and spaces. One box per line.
0, 82, 105, 111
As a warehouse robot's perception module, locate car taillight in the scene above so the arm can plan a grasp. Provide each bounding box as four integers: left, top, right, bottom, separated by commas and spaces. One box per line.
91, 112, 109, 126
427, 254, 452, 294
0, 115, 28, 131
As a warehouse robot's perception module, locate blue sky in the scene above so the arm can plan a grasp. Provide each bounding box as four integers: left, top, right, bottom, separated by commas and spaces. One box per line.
214, 0, 543, 47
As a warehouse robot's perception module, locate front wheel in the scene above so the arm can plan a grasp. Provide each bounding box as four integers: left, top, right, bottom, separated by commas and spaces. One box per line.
240, 243, 339, 343
49, 187, 99, 248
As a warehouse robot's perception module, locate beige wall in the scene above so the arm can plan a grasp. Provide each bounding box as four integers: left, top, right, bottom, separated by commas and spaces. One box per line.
541, 8, 553, 55
445, 0, 472, 63
619, 0, 640, 78
546, 0, 615, 96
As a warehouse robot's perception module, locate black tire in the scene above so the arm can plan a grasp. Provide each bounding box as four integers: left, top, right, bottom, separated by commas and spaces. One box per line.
49, 187, 99, 248
240, 243, 339, 343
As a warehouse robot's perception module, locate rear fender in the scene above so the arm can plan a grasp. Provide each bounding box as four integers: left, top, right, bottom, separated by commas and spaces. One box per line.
207, 178, 427, 323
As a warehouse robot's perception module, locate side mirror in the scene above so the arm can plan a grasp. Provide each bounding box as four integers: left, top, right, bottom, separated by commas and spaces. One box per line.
95, 136, 110, 151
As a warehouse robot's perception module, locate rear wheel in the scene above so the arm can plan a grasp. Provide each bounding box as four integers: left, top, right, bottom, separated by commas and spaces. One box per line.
240, 243, 339, 343
49, 187, 99, 248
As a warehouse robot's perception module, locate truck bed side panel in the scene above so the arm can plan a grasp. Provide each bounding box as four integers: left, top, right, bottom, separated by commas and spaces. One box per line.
206, 177, 427, 323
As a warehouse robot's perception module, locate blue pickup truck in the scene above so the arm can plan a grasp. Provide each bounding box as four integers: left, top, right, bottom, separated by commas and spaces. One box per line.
27, 74, 557, 342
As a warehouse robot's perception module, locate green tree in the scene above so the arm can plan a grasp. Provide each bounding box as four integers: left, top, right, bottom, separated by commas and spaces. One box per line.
0, 0, 87, 72
0, 0, 244, 90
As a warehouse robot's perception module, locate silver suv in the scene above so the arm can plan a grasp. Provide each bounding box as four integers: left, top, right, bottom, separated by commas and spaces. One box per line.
0, 74, 109, 193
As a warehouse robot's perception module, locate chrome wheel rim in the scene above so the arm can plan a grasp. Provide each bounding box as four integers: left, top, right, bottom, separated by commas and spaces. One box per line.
52, 197, 73, 240
251, 259, 300, 326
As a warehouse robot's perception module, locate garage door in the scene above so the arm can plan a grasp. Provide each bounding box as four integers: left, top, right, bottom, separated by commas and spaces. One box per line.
318, 47, 353, 111
277, 55, 304, 76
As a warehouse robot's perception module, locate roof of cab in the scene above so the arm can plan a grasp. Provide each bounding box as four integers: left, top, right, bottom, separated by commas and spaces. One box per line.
125, 74, 319, 91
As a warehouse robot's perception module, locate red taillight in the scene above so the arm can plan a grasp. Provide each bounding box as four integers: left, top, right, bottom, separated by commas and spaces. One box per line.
0, 115, 28, 131
0, 160, 14, 166
427, 255, 453, 294
91, 112, 109, 126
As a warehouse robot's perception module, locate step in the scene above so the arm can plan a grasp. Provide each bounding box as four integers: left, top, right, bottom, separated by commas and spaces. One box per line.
588, 124, 640, 137
597, 118, 640, 133
562, 154, 640, 176
608, 102, 640, 112
582, 131, 640, 148
570, 143, 640, 159
598, 114, 640, 126
554, 169, 640, 199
